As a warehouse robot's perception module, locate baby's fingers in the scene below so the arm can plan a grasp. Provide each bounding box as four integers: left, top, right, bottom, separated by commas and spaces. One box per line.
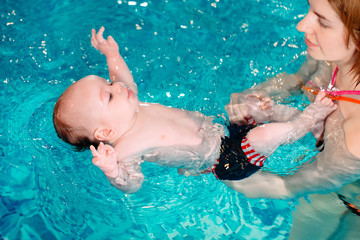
91, 39, 97, 49
92, 158, 100, 166
105, 148, 115, 157
91, 29, 96, 40
91, 30, 98, 48
96, 26, 106, 43
97, 142, 105, 155
107, 36, 118, 48
90, 145, 99, 157
103, 143, 115, 152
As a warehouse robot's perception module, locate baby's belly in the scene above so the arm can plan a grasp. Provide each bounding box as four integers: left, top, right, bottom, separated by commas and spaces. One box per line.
145, 143, 216, 171
161, 126, 203, 146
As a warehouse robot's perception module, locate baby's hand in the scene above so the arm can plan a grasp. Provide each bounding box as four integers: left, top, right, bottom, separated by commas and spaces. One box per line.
91, 26, 120, 58
90, 142, 119, 178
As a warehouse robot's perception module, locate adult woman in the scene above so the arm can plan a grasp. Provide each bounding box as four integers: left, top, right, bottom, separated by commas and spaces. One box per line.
225, 0, 360, 238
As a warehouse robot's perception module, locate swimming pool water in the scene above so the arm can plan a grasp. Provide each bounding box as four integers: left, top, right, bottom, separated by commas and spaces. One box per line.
1, 0, 313, 239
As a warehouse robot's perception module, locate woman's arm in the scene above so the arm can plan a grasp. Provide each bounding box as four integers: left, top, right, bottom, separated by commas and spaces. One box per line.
91, 27, 138, 95
240, 94, 301, 124
256, 53, 319, 97
224, 60, 344, 198
223, 149, 360, 199
226, 54, 319, 125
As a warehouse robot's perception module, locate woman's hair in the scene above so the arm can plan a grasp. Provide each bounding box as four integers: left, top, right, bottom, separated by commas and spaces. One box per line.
328, 0, 360, 85
53, 94, 101, 151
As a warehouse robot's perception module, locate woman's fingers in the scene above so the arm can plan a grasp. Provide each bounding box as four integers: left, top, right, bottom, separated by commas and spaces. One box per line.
226, 103, 249, 125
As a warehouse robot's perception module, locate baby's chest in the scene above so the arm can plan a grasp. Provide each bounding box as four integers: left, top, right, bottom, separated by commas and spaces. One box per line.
115, 124, 203, 161
154, 121, 202, 146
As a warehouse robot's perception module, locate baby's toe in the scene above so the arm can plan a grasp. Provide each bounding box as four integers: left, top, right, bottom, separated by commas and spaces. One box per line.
315, 91, 326, 103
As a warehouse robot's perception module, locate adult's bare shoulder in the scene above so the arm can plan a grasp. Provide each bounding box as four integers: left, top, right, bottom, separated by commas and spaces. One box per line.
306, 61, 333, 88
345, 121, 360, 159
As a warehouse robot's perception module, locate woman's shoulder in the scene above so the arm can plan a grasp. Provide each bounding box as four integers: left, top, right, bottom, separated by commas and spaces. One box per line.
307, 61, 333, 87
344, 117, 360, 159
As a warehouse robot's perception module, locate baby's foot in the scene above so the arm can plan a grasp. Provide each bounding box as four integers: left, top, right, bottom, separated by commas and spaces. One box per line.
307, 91, 337, 138
311, 121, 325, 139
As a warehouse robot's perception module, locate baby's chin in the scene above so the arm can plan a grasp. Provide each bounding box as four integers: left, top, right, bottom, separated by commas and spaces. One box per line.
131, 95, 139, 104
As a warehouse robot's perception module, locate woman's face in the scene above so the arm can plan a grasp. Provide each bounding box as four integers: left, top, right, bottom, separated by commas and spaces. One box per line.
297, 0, 356, 65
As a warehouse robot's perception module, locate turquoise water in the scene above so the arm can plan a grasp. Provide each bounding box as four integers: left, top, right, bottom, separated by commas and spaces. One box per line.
1, 0, 315, 239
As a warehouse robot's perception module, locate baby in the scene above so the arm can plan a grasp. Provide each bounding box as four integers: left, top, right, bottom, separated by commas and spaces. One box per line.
53, 27, 337, 193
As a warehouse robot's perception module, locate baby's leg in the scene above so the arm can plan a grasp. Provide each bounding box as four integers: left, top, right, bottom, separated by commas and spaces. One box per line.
246, 91, 336, 156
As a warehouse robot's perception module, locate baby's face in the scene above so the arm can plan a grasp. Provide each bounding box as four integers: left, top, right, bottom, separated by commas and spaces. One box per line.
63, 75, 139, 137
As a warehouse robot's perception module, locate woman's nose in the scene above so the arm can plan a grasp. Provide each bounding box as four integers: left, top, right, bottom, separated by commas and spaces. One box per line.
296, 12, 314, 33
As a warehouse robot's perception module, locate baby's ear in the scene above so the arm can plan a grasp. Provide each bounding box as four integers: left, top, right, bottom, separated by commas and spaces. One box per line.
94, 128, 115, 141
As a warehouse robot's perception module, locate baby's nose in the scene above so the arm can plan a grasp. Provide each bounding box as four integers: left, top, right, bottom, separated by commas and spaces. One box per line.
112, 81, 123, 92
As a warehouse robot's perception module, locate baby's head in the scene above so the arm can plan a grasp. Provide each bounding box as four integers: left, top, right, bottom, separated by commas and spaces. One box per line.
53, 75, 139, 151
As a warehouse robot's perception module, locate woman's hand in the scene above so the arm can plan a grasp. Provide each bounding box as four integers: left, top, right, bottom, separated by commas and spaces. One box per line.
225, 90, 270, 125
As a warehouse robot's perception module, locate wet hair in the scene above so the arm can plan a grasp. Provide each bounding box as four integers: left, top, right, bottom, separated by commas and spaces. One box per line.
328, 0, 360, 85
53, 93, 101, 152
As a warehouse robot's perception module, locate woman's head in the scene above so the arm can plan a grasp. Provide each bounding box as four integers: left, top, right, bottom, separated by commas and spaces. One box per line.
53, 75, 139, 151
328, 0, 360, 83
297, 0, 360, 83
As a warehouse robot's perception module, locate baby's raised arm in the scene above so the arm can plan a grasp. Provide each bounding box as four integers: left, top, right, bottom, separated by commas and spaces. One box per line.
91, 27, 138, 95
90, 142, 144, 193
